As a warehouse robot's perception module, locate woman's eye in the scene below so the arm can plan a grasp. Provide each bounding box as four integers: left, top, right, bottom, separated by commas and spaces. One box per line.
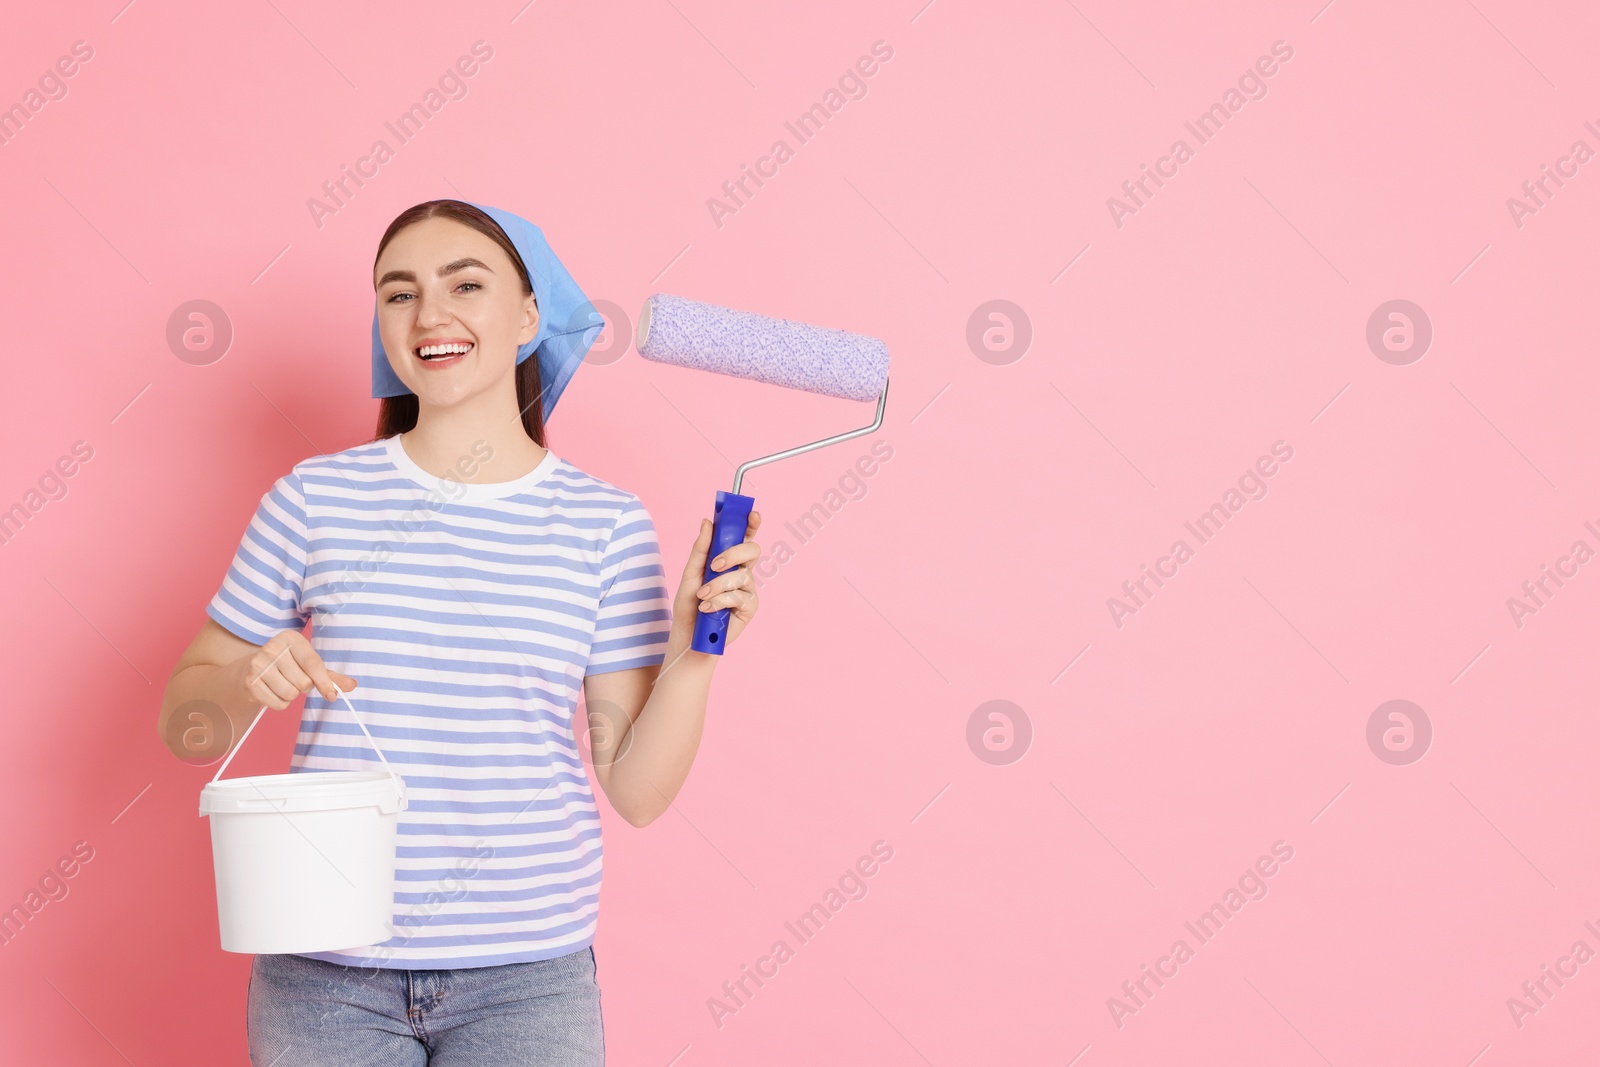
386, 282, 480, 303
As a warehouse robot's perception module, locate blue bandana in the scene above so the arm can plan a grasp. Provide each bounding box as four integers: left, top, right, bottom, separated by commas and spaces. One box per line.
370, 201, 602, 422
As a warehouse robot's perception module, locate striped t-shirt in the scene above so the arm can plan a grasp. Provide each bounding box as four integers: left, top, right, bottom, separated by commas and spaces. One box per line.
205, 432, 672, 968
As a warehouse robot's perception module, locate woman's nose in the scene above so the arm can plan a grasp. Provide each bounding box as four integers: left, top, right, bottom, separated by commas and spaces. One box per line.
414, 289, 452, 326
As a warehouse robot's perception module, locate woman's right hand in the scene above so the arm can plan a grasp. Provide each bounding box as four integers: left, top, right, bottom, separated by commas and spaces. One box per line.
239, 630, 358, 710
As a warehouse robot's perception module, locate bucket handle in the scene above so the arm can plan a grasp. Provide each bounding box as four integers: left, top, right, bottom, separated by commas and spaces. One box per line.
210, 686, 404, 796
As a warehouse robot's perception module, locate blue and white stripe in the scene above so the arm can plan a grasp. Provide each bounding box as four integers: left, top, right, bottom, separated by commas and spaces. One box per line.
206, 433, 672, 968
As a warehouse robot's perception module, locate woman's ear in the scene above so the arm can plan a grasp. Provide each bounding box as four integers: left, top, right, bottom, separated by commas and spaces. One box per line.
519, 293, 541, 347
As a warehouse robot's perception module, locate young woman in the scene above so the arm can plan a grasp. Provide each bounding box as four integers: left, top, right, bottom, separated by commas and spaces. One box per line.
159, 199, 760, 1064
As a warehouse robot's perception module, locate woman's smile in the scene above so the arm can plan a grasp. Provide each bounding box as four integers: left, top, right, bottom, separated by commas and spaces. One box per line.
414, 337, 474, 369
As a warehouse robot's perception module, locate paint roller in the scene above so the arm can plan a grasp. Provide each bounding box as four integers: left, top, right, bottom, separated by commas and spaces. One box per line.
636, 292, 891, 655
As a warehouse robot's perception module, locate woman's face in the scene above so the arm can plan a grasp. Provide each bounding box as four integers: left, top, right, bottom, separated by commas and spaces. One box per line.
373, 216, 539, 407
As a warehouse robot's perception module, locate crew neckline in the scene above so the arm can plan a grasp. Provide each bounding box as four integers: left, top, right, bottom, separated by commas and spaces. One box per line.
384, 433, 560, 501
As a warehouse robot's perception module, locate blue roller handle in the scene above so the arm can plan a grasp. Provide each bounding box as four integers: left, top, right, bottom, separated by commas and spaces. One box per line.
693, 491, 755, 655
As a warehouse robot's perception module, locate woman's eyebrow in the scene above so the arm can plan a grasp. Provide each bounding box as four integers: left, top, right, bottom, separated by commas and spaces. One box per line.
377, 257, 494, 288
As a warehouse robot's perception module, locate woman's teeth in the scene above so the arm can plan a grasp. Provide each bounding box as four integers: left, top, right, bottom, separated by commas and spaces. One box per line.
418, 343, 472, 361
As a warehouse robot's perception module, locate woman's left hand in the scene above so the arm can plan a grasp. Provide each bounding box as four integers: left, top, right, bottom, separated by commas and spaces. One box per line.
672, 511, 761, 651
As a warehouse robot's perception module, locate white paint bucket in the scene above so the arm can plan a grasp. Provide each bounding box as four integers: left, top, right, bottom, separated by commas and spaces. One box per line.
199, 689, 406, 954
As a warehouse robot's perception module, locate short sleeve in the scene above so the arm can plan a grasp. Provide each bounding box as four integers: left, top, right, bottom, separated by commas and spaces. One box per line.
586, 496, 673, 675
205, 471, 311, 646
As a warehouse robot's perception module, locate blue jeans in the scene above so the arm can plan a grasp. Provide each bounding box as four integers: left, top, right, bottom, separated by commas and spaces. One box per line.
247, 946, 604, 1065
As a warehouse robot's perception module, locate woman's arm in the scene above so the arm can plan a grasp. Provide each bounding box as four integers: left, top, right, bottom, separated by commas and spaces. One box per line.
583, 512, 761, 827
158, 620, 356, 760
581, 645, 717, 827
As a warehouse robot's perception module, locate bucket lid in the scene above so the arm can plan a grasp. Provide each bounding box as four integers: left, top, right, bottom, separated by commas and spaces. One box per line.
200, 770, 407, 816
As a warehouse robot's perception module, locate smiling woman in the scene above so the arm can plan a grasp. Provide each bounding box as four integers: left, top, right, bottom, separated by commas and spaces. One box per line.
159, 199, 763, 1064
368, 201, 564, 453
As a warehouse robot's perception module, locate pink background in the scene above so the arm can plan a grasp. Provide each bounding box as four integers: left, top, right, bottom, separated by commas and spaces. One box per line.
2, 0, 1597, 1063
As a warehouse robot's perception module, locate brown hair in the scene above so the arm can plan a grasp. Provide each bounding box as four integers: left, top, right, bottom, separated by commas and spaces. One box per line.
369, 200, 545, 446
